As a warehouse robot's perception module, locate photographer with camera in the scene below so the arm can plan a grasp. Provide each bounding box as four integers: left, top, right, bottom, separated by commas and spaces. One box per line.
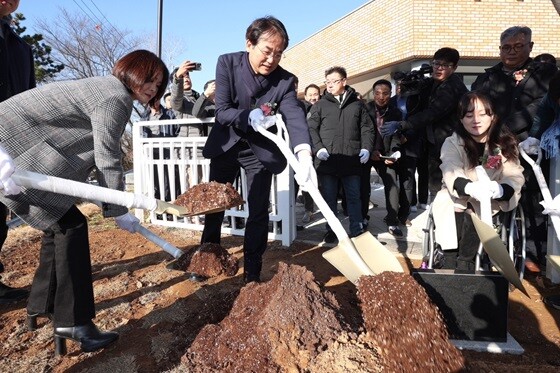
381, 47, 468, 197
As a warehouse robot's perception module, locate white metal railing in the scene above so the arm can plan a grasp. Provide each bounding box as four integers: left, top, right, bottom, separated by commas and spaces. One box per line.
132, 117, 296, 246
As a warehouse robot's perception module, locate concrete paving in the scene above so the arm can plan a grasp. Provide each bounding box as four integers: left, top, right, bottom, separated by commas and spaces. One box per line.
293, 180, 427, 261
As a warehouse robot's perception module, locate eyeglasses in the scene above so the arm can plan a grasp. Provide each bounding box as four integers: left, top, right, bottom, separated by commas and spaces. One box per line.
255, 44, 284, 61
324, 79, 344, 85
500, 43, 529, 53
431, 61, 454, 69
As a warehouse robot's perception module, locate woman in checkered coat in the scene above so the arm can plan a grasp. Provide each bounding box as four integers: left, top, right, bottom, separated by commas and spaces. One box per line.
0, 50, 168, 355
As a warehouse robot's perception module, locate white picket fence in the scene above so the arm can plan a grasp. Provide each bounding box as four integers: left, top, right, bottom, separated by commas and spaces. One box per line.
132, 118, 297, 246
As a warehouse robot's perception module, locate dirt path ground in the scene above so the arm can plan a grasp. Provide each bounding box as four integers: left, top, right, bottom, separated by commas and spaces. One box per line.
0, 204, 559, 372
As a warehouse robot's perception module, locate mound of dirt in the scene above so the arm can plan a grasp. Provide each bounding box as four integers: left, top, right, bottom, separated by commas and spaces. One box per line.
173, 243, 238, 278
180, 262, 382, 372
357, 272, 465, 372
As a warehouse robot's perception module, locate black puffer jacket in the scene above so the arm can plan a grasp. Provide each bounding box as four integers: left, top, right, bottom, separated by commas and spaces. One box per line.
308, 86, 374, 176
472, 58, 557, 140
401, 73, 468, 151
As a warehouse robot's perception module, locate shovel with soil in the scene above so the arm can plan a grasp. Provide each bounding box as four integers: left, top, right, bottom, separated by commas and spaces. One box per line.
11, 169, 186, 259
257, 116, 404, 284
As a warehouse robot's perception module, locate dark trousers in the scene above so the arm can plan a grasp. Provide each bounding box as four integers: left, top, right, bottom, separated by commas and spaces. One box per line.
416, 140, 430, 205
442, 211, 480, 271
427, 144, 444, 197
360, 163, 373, 220
294, 181, 314, 212
520, 155, 549, 264
27, 206, 95, 327
374, 160, 411, 226
201, 141, 273, 278
319, 173, 362, 236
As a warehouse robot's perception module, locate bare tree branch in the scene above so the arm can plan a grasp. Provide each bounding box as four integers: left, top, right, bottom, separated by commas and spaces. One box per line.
35, 7, 142, 80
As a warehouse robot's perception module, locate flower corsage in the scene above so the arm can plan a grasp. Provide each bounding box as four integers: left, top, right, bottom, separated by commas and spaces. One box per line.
480, 147, 502, 169
260, 102, 277, 116
512, 69, 528, 86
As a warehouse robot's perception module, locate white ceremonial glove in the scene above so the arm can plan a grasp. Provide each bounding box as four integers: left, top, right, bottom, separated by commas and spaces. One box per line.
464, 181, 493, 202
540, 195, 560, 216
316, 148, 330, 161
359, 149, 370, 164
519, 137, 540, 155
295, 151, 317, 192
248, 108, 277, 131
0, 145, 21, 196
488, 181, 504, 199
115, 213, 141, 233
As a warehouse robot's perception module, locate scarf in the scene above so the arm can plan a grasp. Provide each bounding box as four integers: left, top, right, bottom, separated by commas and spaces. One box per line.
540, 115, 560, 159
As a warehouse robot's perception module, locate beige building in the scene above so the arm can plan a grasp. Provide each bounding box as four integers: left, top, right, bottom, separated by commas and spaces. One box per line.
282, 0, 560, 98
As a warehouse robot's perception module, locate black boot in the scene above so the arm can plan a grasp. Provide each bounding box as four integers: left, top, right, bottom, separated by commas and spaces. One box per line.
0, 281, 29, 304
54, 321, 118, 355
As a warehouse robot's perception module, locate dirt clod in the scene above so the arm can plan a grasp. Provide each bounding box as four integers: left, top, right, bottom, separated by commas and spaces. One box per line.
173, 242, 238, 277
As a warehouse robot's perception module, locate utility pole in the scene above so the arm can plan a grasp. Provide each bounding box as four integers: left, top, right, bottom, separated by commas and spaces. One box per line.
157, 0, 163, 58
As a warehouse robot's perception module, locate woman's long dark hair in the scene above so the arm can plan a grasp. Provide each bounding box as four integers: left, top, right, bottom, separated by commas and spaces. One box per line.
456, 91, 519, 168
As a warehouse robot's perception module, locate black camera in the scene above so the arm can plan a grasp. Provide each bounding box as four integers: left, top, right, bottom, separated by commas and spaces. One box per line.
193, 62, 202, 71
392, 63, 433, 97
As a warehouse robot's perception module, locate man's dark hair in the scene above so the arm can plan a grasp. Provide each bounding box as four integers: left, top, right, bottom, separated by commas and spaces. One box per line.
246, 16, 289, 50
548, 71, 560, 102
373, 79, 392, 90
433, 47, 460, 66
304, 84, 320, 95
203, 79, 215, 91
500, 26, 532, 44
324, 66, 347, 79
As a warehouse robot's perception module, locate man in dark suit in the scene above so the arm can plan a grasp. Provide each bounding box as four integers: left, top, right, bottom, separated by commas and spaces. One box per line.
201, 16, 314, 283
0, 0, 36, 304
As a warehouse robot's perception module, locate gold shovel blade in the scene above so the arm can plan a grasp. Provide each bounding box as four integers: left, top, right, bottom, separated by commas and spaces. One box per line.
322, 231, 404, 284
470, 212, 529, 297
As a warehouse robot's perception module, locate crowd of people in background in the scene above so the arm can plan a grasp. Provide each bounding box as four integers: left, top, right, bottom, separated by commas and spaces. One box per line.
134, 24, 558, 274
1, 1, 560, 355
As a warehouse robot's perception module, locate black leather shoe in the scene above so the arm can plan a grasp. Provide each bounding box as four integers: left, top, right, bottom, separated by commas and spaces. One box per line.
0, 282, 29, 304
54, 321, 119, 355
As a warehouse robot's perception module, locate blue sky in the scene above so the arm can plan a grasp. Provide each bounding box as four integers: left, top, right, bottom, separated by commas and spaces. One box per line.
17, 0, 368, 91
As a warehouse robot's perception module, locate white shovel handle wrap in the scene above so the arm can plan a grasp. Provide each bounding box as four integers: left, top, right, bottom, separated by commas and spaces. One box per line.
519, 146, 560, 236
475, 166, 492, 224
11, 170, 157, 211
257, 117, 374, 277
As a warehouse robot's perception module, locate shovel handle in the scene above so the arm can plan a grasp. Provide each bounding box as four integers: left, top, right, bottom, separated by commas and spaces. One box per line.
475, 166, 493, 224
134, 225, 184, 259
256, 119, 347, 240
519, 147, 553, 202
256, 118, 375, 277
11, 169, 158, 211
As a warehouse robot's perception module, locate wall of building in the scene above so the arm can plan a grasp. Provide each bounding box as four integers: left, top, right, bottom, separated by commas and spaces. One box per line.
282, 0, 560, 96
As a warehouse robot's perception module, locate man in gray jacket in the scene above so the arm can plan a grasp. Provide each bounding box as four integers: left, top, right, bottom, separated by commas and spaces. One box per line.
308, 66, 374, 243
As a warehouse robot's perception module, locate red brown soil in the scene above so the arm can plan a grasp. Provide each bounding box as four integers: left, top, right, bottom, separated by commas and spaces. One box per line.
173, 242, 239, 278
174, 181, 243, 215
358, 272, 465, 372
0, 203, 559, 372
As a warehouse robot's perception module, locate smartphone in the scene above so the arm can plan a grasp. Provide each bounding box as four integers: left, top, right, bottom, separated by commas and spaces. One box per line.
193, 62, 202, 71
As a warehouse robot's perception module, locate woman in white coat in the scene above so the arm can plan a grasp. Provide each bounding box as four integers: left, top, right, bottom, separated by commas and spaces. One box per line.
432, 91, 525, 270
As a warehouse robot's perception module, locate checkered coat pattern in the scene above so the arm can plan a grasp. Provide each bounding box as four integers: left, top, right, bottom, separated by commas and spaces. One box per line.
0, 75, 132, 230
